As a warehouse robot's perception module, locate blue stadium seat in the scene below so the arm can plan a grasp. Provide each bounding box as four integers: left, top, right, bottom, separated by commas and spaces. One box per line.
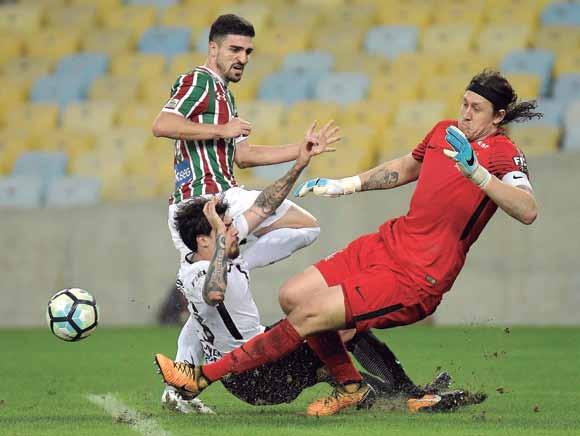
314, 72, 369, 105
564, 100, 580, 131
258, 71, 319, 105
282, 51, 335, 74
55, 53, 109, 87
527, 98, 565, 127
46, 176, 101, 207
553, 73, 580, 104
500, 49, 554, 96
12, 151, 68, 185
195, 28, 210, 53
139, 26, 191, 59
126, 0, 179, 7
0, 176, 44, 208
30, 75, 88, 107
364, 25, 418, 60
541, 3, 580, 26
562, 126, 580, 151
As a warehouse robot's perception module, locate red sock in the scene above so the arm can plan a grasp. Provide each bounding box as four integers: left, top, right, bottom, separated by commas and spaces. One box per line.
307, 332, 362, 385
202, 319, 303, 382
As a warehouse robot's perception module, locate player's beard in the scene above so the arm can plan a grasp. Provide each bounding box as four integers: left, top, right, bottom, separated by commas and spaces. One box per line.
228, 243, 240, 260
217, 58, 244, 83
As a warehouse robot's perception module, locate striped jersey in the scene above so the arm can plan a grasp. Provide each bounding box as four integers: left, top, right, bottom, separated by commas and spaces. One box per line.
162, 66, 244, 204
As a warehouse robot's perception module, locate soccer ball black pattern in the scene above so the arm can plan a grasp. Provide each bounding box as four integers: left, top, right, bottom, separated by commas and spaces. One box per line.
46, 288, 99, 342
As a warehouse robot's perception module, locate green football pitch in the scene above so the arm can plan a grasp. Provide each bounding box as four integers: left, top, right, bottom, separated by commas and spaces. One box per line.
1, 326, 579, 436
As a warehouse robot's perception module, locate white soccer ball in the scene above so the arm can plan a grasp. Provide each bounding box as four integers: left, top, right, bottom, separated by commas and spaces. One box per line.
46, 288, 99, 342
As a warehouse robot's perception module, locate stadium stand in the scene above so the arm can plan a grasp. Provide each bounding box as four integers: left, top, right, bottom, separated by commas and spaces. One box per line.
0, 0, 578, 207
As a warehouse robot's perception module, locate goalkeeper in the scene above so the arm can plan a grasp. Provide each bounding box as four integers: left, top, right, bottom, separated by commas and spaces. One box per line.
155, 70, 539, 416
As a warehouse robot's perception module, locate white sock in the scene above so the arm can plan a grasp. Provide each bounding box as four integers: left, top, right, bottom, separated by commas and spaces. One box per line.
242, 227, 320, 270
175, 314, 203, 365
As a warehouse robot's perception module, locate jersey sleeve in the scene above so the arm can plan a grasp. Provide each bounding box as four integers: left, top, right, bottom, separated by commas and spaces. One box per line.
487, 137, 530, 180
412, 120, 451, 162
162, 72, 209, 119
178, 260, 210, 303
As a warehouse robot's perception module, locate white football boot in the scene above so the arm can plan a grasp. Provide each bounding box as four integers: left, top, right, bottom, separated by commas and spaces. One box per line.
161, 385, 215, 414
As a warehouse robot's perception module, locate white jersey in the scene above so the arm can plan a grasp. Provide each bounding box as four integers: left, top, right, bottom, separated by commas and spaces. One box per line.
177, 257, 265, 363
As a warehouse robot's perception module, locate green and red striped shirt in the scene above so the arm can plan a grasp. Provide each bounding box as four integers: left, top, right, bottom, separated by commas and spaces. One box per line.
163, 66, 241, 204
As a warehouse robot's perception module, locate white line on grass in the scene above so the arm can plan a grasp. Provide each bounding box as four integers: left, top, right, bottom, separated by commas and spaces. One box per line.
87, 393, 173, 436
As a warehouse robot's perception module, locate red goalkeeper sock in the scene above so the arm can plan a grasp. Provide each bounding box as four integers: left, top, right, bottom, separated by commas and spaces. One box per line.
202, 319, 303, 382
307, 332, 362, 385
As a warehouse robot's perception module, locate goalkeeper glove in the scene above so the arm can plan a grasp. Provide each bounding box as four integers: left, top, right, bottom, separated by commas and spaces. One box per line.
294, 176, 361, 198
443, 126, 491, 188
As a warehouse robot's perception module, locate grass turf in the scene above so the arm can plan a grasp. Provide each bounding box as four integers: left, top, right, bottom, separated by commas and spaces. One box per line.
0, 326, 579, 436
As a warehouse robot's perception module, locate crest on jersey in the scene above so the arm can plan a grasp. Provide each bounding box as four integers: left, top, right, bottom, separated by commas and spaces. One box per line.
477, 140, 490, 149
166, 98, 180, 109
216, 91, 227, 101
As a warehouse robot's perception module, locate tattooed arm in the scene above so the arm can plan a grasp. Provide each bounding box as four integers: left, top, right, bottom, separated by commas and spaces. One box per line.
358, 153, 422, 191
201, 232, 228, 306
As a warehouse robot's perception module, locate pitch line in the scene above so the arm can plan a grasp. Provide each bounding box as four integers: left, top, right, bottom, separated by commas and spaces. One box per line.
87, 393, 173, 436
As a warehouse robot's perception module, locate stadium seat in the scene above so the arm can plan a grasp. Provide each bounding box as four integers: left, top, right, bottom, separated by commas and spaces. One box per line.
160, 4, 212, 28
45, 5, 97, 29
437, 54, 499, 76
101, 4, 157, 35
484, 1, 539, 25
139, 26, 192, 59
236, 100, 287, 134
564, 100, 580, 131
500, 50, 554, 96
216, 2, 271, 32
102, 174, 161, 201
421, 74, 472, 117
393, 100, 447, 131
2, 57, 55, 82
282, 51, 335, 74
476, 25, 531, 58
95, 128, 150, 160
61, 102, 118, 135
368, 75, 421, 105
30, 75, 87, 107
3, 104, 60, 137
337, 100, 393, 131
24, 29, 81, 59
504, 73, 541, 100
117, 104, 161, 129
258, 71, 319, 105
0, 176, 44, 208
314, 72, 369, 105
389, 52, 442, 81
35, 129, 95, 158
308, 126, 377, 178
258, 26, 311, 56
169, 52, 207, 78
376, 3, 432, 27
126, 0, 179, 7
12, 151, 68, 184
334, 53, 390, 77
553, 73, 580, 104
55, 53, 109, 87
320, 3, 375, 28
562, 126, 580, 151
89, 76, 141, 104
527, 98, 565, 127
541, 2, 580, 26
421, 25, 475, 54
242, 53, 283, 83
286, 101, 340, 133
431, 2, 484, 27
81, 29, 136, 56
0, 31, 23, 65
0, 3, 42, 33
365, 25, 419, 60
0, 76, 31, 110
193, 27, 211, 53
45, 176, 102, 207
378, 126, 427, 162
110, 53, 167, 83
554, 50, 580, 77
229, 76, 259, 102
0, 130, 33, 174
311, 26, 365, 55
507, 125, 560, 156
139, 72, 176, 104
533, 26, 580, 57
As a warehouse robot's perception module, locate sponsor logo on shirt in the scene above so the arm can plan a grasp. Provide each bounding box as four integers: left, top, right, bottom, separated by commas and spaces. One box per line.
166, 98, 180, 109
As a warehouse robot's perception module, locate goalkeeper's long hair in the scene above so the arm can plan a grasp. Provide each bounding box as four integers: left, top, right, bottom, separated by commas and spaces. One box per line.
174, 197, 229, 254
467, 70, 543, 125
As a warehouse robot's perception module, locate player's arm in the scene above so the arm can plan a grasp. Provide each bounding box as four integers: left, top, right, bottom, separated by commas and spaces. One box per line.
294, 152, 421, 197
152, 111, 251, 142
237, 121, 336, 236
201, 200, 229, 306
444, 126, 537, 225
234, 121, 339, 169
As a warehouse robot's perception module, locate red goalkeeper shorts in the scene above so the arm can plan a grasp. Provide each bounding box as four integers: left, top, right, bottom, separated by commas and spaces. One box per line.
314, 232, 442, 332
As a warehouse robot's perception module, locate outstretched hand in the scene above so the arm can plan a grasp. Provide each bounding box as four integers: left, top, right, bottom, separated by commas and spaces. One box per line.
296, 120, 341, 168
203, 198, 226, 234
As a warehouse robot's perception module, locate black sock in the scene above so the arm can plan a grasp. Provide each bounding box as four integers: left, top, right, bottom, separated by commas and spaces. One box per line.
349, 330, 422, 396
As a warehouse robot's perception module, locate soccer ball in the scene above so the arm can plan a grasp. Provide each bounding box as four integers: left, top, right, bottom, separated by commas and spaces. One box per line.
46, 288, 99, 342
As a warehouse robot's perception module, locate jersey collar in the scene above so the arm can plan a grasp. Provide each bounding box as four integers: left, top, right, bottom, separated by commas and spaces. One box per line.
199, 65, 228, 88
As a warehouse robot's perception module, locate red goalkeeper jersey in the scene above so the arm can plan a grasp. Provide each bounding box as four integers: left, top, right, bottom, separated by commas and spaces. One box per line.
379, 120, 530, 296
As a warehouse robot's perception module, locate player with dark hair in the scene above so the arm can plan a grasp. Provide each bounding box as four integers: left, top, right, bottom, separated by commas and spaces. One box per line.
155, 69, 535, 416
169, 126, 470, 410
152, 14, 336, 412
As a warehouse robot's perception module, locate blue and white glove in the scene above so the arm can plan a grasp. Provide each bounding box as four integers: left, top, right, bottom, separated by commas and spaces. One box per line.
443, 126, 491, 188
294, 176, 361, 198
